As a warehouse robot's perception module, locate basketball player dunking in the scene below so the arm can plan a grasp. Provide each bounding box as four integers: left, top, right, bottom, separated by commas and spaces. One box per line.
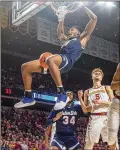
14, 5, 97, 110
108, 63, 120, 150
78, 68, 114, 149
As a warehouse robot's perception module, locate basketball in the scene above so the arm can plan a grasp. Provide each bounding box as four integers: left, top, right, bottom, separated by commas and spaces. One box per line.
39, 52, 53, 68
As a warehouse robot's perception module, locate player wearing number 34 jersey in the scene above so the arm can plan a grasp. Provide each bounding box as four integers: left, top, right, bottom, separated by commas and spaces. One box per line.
46, 91, 83, 150
78, 68, 114, 149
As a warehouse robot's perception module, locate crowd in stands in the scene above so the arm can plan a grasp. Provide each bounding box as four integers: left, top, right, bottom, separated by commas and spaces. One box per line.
1, 106, 120, 150
1, 106, 48, 150
1, 54, 119, 149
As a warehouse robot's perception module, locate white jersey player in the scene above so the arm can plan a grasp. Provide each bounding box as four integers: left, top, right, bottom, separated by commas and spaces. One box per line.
108, 63, 120, 150
78, 68, 114, 149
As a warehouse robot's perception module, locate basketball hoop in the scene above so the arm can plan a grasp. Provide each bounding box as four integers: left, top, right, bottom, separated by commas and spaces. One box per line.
51, 1, 82, 14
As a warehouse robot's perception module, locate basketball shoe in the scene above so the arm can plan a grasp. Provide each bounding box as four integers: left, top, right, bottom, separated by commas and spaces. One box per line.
14, 94, 69, 109
54, 94, 70, 110
14, 97, 36, 108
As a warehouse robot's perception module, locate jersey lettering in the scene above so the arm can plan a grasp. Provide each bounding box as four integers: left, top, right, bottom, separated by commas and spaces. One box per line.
70, 116, 75, 125
63, 116, 75, 125
95, 94, 100, 100
63, 116, 69, 125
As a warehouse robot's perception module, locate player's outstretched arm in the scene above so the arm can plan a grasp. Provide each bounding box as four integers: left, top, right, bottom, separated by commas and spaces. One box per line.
57, 20, 67, 41
80, 6, 97, 48
111, 63, 120, 91
81, 6, 97, 38
51, 4, 67, 41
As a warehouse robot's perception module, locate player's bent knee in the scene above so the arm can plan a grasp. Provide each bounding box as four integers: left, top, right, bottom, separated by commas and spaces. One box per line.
108, 139, 116, 147
21, 62, 31, 73
108, 133, 117, 146
46, 54, 62, 67
46, 57, 53, 66
21, 63, 27, 72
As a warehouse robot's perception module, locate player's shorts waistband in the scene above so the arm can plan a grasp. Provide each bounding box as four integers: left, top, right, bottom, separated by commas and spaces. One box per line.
91, 112, 107, 116
56, 132, 74, 136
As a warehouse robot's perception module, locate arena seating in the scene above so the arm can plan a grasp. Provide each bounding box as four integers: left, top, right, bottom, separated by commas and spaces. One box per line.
1, 106, 119, 149
1, 106, 47, 150
1, 54, 119, 149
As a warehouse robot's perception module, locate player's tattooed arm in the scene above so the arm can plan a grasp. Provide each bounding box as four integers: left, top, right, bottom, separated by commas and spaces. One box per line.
57, 20, 68, 41
80, 6, 97, 48
111, 63, 120, 91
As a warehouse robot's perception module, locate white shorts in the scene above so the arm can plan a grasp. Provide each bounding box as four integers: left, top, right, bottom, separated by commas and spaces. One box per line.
85, 115, 108, 144
107, 97, 120, 146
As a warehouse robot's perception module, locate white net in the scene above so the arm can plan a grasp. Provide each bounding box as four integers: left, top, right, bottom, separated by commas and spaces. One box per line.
52, 1, 82, 13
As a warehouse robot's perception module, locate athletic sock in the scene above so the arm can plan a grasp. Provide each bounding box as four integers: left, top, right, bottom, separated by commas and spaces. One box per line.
57, 86, 65, 94
24, 90, 32, 98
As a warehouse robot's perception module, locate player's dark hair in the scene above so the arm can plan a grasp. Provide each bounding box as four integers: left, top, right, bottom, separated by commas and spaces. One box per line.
72, 26, 83, 33
66, 91, 76, 99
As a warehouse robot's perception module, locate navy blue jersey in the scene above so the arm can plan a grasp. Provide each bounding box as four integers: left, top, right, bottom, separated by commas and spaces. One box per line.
47, 102, 83, 136
59, 37, 83, 65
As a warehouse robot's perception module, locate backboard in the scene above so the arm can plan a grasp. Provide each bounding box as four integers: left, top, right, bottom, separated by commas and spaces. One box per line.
12, 1, 51, 26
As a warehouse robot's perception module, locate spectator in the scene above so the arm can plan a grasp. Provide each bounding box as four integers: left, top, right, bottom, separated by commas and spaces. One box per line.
2, 106, 118, 149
